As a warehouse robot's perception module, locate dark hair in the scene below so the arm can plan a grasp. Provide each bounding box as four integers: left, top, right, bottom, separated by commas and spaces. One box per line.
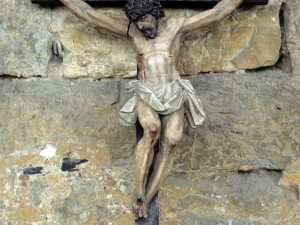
123, 0, 165, 21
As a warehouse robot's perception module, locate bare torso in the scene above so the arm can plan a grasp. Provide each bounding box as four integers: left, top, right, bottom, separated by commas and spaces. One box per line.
132, 17, 183, 87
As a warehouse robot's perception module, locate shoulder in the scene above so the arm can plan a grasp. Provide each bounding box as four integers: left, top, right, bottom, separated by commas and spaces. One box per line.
163, 16, 186, 32
165, 16, 185, 26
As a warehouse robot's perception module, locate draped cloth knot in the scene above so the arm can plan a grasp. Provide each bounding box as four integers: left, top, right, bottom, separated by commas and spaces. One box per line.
119, 78, 206, 128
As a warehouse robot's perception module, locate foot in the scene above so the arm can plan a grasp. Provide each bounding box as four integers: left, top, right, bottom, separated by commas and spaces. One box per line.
132, 196, 149, 220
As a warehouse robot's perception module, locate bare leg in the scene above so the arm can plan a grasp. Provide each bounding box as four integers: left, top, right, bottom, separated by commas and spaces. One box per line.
145, 105, 184, 204
133, 99, 161, 219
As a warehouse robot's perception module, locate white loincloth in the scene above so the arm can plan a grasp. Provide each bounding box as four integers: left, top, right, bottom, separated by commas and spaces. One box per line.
119, 77, 206, 128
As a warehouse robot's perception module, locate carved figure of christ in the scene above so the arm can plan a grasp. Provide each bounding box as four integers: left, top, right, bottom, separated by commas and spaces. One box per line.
60, 0, 243, 219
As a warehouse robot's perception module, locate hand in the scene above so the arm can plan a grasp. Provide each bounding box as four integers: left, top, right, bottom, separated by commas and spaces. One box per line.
52, 36, 64, 58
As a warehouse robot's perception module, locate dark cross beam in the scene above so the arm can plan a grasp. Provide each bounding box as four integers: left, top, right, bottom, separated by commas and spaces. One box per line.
31, 0, 267, 224
32, 0, 268, 6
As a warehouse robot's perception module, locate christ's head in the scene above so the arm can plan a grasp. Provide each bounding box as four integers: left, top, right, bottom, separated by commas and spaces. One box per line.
124, 0, 165, 39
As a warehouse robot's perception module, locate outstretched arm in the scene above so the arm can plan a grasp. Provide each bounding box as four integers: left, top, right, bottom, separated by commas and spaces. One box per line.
60, 0, 129, 36
179, 0, 244, 33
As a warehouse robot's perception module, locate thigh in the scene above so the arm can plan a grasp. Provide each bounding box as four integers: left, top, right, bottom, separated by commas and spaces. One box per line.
161, 105, 185, 142
136, 99, 161, 130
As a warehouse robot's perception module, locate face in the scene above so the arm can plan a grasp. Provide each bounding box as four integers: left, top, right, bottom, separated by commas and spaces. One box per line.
134, 14, 158, 40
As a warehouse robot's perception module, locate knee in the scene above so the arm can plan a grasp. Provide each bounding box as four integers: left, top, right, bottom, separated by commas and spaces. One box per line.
145, 123, 161, 138
150, 126, 158, 135
162, 137, 181, 154
168, 140, 177, 153
170, 141, 177, 149
149, 125, 160, 138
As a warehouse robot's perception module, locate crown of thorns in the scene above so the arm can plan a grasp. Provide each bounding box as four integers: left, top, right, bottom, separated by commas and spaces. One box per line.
123, 0, 165, 21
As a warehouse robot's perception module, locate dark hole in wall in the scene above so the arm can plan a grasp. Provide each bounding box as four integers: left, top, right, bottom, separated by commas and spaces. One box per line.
61, 157, 89, 172
0, 74, 42, 80
0, 74, 23, 80
238, 168, 283, 175
275, 3, 293, 73
23, 166, 43, 175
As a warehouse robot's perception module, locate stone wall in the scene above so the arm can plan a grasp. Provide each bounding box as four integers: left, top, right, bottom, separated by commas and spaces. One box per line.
1, 0, 300, 224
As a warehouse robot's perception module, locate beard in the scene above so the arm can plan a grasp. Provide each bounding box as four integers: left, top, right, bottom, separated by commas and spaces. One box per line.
141, 28, 157, 40
141, 21, 158, 40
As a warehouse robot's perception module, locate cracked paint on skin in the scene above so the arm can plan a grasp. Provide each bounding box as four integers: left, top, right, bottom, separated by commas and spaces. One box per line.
137, 53, 147, 83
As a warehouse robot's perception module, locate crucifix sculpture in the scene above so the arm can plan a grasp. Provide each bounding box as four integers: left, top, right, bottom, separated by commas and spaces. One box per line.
59, 0, 243, 220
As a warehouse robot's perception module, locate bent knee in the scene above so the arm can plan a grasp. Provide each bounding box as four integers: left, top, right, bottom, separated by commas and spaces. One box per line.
149, 125, 161, 138
143, 123, 161, 138
162, 137, 181, 154
168, 140, 177, 153
150, 126, 158, 135
170, 141, 177, 149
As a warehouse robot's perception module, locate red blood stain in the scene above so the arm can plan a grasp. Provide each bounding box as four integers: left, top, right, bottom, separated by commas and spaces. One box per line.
168, 141, 176, 153
136, 54, 147, 83
170, 141, 176, 149
70, 9, 79, 17
150, 127, 157, 134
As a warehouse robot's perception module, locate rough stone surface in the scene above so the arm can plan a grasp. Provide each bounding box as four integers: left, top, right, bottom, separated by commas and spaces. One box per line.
284, 0, 300, 74
162, 71, 300, 224
174, 72, 298, 173
0, 78, 135, 160
1, 70, 300, 224
53, 7, 137, 79
0, 78, 136, 224
0, 0, 52, 77
177, 1, 282, 74
279, 158, 300, 198
160, 171, 300, 225
1, 0, 282, 78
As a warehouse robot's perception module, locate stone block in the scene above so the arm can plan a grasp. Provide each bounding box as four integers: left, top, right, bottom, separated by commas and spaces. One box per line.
160, 171, 300, 224
178, 1, 282, 74
0, 0, 52, 77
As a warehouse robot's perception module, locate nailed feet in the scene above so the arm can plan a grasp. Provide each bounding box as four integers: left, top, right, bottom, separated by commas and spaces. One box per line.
132, 196, 149, 220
